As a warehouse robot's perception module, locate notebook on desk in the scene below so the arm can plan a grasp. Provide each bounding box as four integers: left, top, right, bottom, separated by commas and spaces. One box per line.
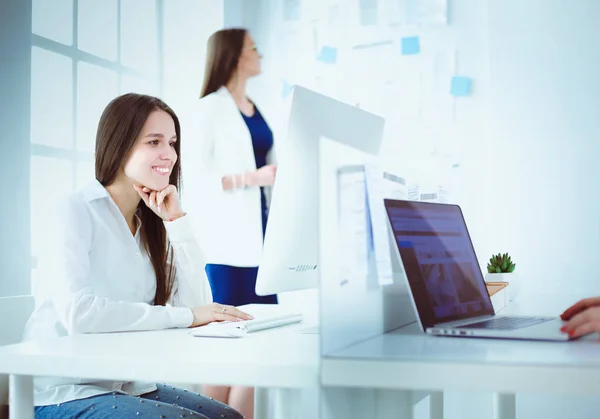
189, 313, 303, 338
383, 199, 580, 342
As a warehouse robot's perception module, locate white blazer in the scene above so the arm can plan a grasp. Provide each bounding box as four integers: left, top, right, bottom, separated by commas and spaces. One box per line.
182, 86, 278, 267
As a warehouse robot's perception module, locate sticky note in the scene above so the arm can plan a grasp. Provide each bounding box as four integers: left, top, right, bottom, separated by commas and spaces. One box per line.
317, 46, 338, 64
450, 76, 472, 96
281, 80, 294, 99
401, 36, 420, 55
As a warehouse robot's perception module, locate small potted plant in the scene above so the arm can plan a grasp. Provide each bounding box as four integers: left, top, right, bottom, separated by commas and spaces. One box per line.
485, 252, 520, 301
486, 253, 515, 277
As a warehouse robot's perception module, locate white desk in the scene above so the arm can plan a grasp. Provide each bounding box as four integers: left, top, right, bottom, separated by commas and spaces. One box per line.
0, 304, 318, 419
321, 293, 600, 419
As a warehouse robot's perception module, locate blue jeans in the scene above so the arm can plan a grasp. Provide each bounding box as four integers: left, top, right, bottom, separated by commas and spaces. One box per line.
35, 384, 244, 419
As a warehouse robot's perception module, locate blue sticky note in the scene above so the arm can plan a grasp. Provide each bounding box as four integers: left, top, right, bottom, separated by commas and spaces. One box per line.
317, 46, 338, 64
281, 80, 294, 99
450, 76, 472, 96
401, 36, 420, 55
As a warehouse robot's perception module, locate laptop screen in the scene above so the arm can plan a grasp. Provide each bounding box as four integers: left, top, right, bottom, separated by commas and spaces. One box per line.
384, 199, 494, 328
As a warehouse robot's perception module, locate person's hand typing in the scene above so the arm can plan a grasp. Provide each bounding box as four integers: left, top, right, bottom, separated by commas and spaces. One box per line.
189, 303, 254, 328
560, 297, 600, 338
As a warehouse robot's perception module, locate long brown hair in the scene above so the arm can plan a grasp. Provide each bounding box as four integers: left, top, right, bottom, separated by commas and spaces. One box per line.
95, 93, 181, 306
200, 28, 248, 98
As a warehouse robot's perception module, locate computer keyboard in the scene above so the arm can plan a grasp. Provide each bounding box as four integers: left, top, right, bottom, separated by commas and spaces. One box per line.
457, 316, 554, 331
189, 313, 303, 338
237, 313, 303, 333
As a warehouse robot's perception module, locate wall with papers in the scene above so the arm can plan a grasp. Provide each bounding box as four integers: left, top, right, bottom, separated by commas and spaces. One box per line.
246, 0, 487, 208
241, 0, 600, 297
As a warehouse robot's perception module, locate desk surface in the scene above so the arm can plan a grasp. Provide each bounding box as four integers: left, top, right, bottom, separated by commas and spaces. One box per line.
322, 293, 600, 395
0, 304, 318, 388
327, 326, 600, 368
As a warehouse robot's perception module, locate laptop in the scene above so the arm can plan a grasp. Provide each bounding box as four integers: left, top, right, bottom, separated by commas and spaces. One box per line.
383, 198, 574, 341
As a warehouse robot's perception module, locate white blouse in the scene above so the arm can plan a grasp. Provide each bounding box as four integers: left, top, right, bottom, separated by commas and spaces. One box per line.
23, 180, 213, 406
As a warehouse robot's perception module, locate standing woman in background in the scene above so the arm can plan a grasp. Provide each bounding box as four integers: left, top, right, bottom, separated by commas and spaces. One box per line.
182, 28, 279, 419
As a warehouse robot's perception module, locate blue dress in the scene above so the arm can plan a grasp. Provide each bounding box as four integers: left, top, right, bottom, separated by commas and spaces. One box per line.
204, 105, 278, 306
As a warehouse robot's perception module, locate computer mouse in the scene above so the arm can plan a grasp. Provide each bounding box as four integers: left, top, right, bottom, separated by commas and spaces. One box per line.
228, 326, 248, 338
188, 324, 248, 338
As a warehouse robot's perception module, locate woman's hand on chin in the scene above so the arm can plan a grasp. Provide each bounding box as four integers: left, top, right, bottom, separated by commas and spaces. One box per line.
133, 184, 186, 221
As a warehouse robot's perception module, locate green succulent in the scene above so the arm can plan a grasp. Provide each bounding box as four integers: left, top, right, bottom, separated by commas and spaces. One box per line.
487, 252, 516, 274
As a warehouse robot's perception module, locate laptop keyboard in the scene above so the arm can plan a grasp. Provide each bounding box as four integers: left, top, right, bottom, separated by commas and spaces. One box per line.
457, 316, 554, 330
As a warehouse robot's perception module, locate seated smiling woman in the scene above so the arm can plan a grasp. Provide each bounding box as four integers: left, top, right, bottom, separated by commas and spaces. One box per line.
23, 93, 251, 419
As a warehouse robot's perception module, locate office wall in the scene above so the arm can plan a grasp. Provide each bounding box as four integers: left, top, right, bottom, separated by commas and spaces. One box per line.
483, 0, 600, 296
161, 0, 224, 117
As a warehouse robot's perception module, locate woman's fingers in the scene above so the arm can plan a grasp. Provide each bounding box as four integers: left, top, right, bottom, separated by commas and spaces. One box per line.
214, 304, 254, 320
561, 297, 600, 320
134, 185, 182, 220
156, 185, 176, 212
227, 306, 254, 320
156, 189, 165, 211
149, 190, 157, 208
133, 185, 150, 207
570, 320, 600, 339
213, 313, 246, 323
561, 306, 600, 337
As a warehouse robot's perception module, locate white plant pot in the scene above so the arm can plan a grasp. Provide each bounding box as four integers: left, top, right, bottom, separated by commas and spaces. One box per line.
484, 272, 521, 301
484, 272, 511, 283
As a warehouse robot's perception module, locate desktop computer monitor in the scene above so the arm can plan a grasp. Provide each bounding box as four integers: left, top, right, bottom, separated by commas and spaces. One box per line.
255, 86, 385, 297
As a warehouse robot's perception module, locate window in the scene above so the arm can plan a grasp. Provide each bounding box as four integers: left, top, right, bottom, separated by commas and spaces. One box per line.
30, 0, 162, 292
